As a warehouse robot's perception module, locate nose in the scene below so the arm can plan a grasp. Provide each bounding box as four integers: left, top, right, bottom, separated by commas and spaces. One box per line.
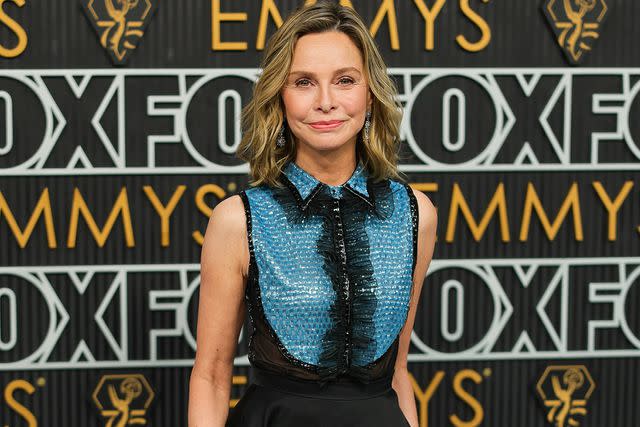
316, 83, 336, 113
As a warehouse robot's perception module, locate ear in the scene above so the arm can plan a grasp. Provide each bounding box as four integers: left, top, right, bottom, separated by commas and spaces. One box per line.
367, 89, 373, 111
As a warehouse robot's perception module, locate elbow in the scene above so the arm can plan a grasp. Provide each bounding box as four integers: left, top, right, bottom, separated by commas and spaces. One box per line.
190, 357, 234, 391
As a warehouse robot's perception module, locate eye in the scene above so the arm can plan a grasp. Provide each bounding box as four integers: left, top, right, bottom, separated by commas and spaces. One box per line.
338, 76, 356, 85
294, 78, 312, 87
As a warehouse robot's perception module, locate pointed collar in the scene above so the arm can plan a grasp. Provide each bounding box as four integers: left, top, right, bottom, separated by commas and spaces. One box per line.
281, 160, 372, 208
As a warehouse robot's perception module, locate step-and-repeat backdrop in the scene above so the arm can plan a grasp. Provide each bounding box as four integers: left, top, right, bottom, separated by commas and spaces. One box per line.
1, 1, 639, 426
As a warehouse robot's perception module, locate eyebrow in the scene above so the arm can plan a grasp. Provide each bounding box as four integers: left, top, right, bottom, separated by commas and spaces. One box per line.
288, 67, 362, 78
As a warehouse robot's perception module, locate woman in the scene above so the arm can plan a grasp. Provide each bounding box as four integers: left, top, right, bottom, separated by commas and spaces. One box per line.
188, 2, 437, 426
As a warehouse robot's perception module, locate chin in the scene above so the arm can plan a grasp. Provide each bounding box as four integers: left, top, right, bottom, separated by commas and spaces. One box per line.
299, 142, 349, 154
309, 144, 347, 152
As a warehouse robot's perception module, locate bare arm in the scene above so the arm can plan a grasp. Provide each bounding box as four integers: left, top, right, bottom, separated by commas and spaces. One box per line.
393, 188, 438, 427
188, 195, 249, 427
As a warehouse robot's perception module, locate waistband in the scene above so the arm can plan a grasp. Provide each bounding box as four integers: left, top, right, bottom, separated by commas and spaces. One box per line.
251, 367, 393, 400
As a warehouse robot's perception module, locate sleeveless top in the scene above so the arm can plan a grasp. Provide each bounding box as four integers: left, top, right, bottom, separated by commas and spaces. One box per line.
239, 160, 418, 386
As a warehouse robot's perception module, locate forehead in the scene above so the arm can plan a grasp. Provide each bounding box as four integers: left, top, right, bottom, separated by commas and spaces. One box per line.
290, 31, 364, 71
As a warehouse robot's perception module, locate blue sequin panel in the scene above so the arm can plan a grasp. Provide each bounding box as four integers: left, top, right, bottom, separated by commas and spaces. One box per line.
245, 187, 336, 365
244, 166, 414, 367
364, 181, 413, 362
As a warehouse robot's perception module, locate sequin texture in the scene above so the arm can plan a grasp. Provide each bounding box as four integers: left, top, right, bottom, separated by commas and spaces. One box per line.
240, 160, 417, 382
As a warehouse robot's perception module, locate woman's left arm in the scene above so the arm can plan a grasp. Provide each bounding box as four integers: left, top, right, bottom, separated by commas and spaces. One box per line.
393, 187, 438, 427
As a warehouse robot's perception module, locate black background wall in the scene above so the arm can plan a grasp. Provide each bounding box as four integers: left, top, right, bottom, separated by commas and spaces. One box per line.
0, 1, 639, 426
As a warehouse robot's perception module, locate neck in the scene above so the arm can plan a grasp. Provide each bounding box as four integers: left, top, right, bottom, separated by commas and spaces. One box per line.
294, 146, 358, 187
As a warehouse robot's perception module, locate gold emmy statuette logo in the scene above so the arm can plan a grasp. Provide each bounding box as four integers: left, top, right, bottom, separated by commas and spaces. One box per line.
82, 0, 158, 65
542, 0, 608, 64
92, 374, 155, 426
536, 365, 596, 427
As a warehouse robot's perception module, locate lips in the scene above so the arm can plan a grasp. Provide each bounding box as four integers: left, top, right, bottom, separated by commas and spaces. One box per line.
309, 120, 344, 130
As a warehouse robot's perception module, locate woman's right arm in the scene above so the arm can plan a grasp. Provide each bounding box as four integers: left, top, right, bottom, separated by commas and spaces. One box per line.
188, 195, 249, 427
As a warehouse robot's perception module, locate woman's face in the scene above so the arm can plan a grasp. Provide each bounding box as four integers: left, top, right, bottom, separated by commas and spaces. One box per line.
281, 31, 372, 157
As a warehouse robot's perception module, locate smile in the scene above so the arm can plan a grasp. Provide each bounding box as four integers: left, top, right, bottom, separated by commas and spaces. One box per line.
309, 120, 344, 130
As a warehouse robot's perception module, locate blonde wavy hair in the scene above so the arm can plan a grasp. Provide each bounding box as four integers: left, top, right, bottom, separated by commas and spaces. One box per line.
236, 1, 404, 188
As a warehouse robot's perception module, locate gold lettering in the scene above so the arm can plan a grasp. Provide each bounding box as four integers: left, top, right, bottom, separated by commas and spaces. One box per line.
192, 184, 226, 245
412, 0, 446, 51
457, 0, 491, 52
446, 183, 510, 242
369, 0, 400, 50
67, 187, 135, 248
5, 379, 38, 426
0, 0, 27, 58
450, 369, 484, 427
520, 182, 583, 241
0, 188, 56, 248
592, 181, 633, 241
411, 370, 444, 427
143, 185, 186, 247
211, 0, 247, 51
256, 0, 284, 50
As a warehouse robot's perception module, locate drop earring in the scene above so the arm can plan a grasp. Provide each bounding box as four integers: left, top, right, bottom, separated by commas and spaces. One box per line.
276, 123, 286, 148
363, 111, 371, 144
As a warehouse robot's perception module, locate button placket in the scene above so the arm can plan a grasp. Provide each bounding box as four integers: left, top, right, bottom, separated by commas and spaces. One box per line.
332, 196, 352, 373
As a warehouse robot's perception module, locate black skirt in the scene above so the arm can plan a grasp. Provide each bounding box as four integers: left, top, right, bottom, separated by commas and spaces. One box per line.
226, 368, 411, 427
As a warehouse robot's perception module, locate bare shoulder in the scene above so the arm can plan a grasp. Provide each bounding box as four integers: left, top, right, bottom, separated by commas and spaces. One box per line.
410, 187, 438, 235
208, 194, 246, 228
203, 194, 247, 242
201, 194, 249, 278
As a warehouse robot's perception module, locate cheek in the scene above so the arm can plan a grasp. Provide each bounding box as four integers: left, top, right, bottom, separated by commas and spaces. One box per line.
342, 88, 369, 113
282, 91, 315, 118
